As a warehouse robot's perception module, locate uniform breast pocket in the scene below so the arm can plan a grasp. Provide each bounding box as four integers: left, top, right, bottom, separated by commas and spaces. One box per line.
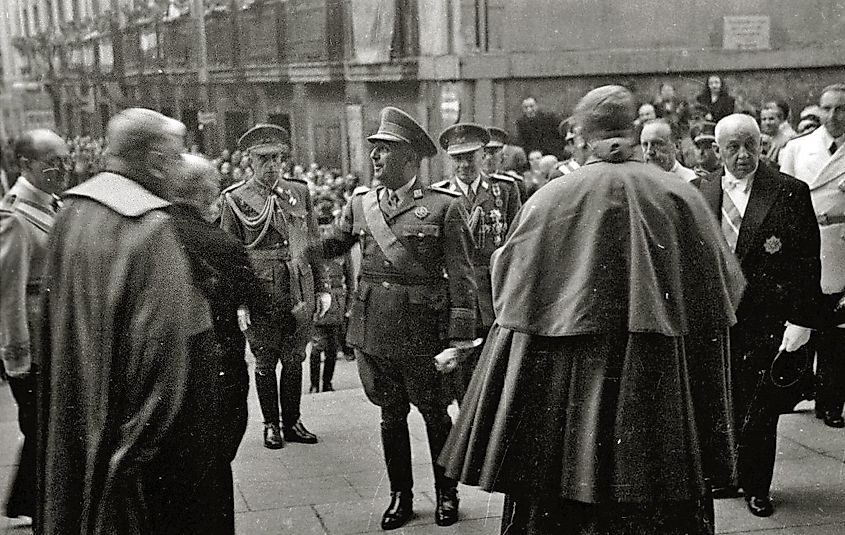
402, 224, 441, 257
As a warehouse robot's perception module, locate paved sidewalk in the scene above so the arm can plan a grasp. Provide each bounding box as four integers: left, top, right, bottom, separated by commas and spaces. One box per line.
2, 358, 844, 534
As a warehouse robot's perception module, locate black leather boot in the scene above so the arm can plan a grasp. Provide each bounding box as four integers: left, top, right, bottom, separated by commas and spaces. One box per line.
425, 414, 459, 526
379, 423, 414, 529
381, 490, 414, 530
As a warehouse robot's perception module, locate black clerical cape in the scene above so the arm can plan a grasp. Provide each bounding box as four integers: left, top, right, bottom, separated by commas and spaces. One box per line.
440, 149, 746, 507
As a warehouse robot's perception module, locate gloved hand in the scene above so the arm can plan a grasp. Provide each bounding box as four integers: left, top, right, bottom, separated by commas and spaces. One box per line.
779, 322, 811, 352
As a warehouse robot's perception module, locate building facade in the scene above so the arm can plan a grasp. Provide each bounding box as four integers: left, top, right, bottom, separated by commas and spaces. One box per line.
2, 0, 844, 180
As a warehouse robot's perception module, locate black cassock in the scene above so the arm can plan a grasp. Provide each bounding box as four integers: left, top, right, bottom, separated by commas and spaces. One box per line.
440, 146, 746, 535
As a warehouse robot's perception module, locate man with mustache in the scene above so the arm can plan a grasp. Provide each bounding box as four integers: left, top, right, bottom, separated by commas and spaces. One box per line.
220, 124, 330, 449
319, 107, 477, 530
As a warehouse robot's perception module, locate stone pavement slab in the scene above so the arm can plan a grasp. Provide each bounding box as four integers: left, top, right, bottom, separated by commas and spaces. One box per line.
2, 362, 843, 534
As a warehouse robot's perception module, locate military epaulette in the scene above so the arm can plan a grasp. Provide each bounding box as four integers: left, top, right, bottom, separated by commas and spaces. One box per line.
431, 179, 451, 189
428, 185, 461, 197
489, 172, 515, 183
504, 170, 524, 181
221, 179, 246, 195
352, 185, 371, 196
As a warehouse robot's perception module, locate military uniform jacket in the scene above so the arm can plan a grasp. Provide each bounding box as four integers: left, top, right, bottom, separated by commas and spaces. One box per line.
320, 181, 477, 359
0, 177, 55, 376
434, 173, 521, 328
220, 176, 325, 323
780, 125, 845, 293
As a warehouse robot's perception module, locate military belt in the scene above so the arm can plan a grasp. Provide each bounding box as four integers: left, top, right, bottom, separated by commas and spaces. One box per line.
247, 247, 291, 262
360, 272, 445, 288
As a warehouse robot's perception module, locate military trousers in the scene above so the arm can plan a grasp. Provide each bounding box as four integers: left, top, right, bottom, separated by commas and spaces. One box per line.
5, 369, 36, 518
356, 349, 455, 492
248, 308, 310, 427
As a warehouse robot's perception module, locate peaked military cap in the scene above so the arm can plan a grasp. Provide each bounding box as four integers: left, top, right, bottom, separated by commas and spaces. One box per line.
438, 123, 490, 156
368, 107, 438, 158
238, 124, 291, 155
486, 127, 509, 148
692, 121, 716, 144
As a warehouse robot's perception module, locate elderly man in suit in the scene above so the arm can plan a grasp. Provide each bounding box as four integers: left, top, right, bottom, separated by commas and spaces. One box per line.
780, 84, 845, 429
694, 114, 821, 518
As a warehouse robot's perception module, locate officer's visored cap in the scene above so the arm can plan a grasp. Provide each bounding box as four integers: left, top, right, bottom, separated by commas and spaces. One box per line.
438, 123, 490, 156
485, 127, 509, 148
692, 121, 717, 144
238, 124, 291, 155
368, 107, 438, 158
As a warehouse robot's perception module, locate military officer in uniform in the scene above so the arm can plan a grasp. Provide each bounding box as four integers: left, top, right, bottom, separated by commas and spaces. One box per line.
319, 107, 477, 530
220, 124, 330, 449
482, 127, 527, 202
1, 129, 69, 520
434, 124, 522, 402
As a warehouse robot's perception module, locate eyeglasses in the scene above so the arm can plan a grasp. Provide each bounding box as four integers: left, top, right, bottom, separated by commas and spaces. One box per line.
24, 155, 73, 172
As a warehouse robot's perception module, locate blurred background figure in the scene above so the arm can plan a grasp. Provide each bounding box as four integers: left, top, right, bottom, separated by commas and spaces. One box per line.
1, 128, 69, 523
760, 100, 797, 165
515, 96, 566, 158
309, 193, 355, 393
697, 74, 736, 123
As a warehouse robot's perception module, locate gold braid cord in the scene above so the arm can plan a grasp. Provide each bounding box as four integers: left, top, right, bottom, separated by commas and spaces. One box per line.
224, 192, 280, 249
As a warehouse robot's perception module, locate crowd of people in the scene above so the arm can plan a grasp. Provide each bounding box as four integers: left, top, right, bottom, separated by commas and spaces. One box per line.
1, 76, 844, 535
506, 74, 830, 198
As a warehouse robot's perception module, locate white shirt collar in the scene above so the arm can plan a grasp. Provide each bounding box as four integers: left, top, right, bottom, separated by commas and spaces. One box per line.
455, 175, 481, 196
722, 166, 755, 193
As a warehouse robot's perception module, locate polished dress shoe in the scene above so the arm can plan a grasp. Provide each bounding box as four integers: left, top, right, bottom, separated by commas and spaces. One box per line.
381, 491, 413, 530
822, 412, 845, 428
323, 383, 334, 392
283, 420, 319, 444
435, 487, 459, 527
746, 495, 774, 517
711, 485, 743, 499
263, 423, 284, 449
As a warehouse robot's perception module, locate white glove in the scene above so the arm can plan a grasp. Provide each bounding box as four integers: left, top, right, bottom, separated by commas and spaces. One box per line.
434, 347, 460, 374
237, 306, 251, 332
316, 292, 332, 319
779, 322, 811, 352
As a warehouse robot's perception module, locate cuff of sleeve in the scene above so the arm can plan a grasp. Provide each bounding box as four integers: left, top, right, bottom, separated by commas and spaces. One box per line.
1, 344, 32, 377
448, 307, 476, 340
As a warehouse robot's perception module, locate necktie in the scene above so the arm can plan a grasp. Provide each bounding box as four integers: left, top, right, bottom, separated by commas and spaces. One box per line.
831, 141, 838, 156
386, 190, 400, 210
721, 189, 742, 253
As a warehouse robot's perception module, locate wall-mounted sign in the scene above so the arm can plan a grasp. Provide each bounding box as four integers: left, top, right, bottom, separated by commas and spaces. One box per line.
723, 15, 770, 51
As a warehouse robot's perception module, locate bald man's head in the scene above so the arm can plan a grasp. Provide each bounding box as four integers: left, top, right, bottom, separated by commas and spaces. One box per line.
14, 128, 70, 194
714, 114, 761, 180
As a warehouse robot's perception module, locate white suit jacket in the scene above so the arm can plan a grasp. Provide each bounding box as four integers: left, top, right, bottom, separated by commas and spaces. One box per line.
780, 125, 845, 293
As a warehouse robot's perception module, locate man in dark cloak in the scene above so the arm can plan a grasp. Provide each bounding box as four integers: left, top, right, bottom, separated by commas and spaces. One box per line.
36, 109, 204, 534
439, 86, 747, 535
